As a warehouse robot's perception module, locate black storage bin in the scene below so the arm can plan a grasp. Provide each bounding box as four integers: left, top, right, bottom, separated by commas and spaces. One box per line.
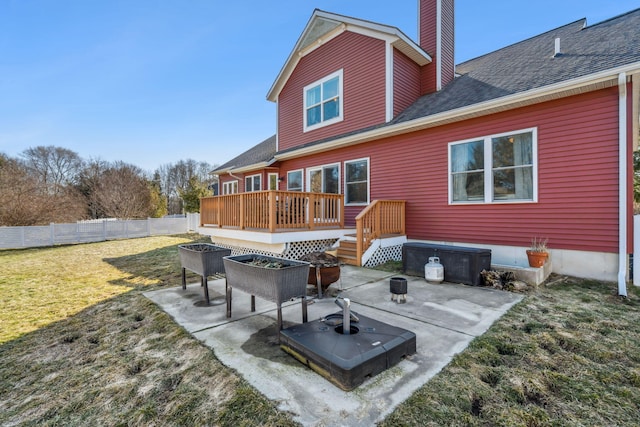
402, 243, 491, 286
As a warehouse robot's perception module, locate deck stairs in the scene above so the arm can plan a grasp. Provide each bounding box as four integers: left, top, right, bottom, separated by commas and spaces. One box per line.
336, 233, 406, 266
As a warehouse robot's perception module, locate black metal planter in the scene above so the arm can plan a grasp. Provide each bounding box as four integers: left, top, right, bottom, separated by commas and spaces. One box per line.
223, 254, 310, 330
178, 243, 231, 305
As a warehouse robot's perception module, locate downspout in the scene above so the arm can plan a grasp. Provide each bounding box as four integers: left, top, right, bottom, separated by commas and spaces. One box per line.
618, 73, 628, 297
228, 167, 243, 182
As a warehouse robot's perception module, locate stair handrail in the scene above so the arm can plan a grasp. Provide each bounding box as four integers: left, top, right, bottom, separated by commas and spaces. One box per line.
354, 200, 406, 266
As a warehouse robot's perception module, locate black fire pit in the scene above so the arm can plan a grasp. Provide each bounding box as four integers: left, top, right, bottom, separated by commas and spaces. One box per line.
178, 243, 231, 306
280, 305, 416, 391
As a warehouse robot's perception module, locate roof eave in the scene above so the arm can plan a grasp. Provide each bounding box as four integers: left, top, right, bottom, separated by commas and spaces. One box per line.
215, 159, 277, 175
274, 62, 640, 160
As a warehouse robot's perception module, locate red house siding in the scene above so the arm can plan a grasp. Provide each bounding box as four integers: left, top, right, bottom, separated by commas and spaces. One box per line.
393, 49, 421, 117
278, 87, 621, 253
277, 31, 387, 152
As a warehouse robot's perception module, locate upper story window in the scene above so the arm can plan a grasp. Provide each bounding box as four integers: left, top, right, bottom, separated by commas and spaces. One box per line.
303, 69, 343, 132
345, 158, 369, 205
245, 174, 261, 192
449, 128, 537, 204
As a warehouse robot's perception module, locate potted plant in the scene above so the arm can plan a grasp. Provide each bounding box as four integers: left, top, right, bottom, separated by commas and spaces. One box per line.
526, 237, 549, 268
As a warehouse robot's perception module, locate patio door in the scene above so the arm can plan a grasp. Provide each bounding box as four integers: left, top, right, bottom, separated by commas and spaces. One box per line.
307, 164, 339, 222
307, 164, 339, 194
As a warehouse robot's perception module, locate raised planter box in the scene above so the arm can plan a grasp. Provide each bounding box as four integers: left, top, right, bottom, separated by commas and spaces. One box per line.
402, 243, 491, 286
178, 243, 231, 305
223, 254, 310, 330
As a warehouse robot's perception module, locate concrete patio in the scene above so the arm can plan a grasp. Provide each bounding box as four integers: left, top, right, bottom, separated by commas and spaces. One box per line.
144, 265, 523, 426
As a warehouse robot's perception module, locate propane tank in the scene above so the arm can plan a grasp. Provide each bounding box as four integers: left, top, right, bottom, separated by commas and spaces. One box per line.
425, 256, 444, 284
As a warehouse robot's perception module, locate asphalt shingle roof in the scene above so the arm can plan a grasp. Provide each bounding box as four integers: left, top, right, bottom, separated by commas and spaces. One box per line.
213, 135, 276, 173
394, 8, 640, 123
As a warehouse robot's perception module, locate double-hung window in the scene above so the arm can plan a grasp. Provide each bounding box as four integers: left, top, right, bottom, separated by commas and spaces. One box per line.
303, 69, 343, 132
449, 128, 537, 203
345, 158, 369, 205
245, 174, 261, 192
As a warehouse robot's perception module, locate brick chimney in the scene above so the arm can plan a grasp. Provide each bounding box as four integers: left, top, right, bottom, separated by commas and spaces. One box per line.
419, 0, 454, 94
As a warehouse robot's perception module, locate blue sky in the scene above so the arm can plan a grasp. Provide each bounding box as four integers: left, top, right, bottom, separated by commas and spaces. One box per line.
1, 0, 638, 172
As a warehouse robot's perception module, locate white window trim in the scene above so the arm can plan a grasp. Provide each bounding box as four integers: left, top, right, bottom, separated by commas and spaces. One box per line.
303, 69, 344, 133
222, 180, 238, 195
448, 127, 538, 205
306, 163, 341, 194
344, 157, 370, 206
287, 169, 304, 191
245, 174, 262, 192
268, 172, 279, 190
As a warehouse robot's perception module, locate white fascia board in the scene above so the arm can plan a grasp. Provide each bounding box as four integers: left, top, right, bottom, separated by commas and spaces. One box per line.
273, 61, 640, 161
266, 10, 430, 102
216, 162, 272, 175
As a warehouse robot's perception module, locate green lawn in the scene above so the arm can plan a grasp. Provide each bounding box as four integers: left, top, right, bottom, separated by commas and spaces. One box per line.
1, 236, 639, 426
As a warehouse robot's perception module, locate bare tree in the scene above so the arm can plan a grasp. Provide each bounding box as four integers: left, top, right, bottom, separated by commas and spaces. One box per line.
155, 159, 217, 215
20, 146, 83, 195
0, 153, 86, 226
76, 158, 110, 219
93, 162, 154, 219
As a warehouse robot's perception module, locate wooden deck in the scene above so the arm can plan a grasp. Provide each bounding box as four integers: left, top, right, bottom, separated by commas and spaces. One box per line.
200, 191, 344, 232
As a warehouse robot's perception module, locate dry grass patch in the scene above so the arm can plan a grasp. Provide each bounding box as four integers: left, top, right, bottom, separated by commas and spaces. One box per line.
381, 275, 640, 426
0, 235, 298, 426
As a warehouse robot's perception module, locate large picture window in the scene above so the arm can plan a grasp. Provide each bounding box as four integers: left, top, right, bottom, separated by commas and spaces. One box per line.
303, 69, 343, 132
449, 129, 536, 203
345, 158, 369, 205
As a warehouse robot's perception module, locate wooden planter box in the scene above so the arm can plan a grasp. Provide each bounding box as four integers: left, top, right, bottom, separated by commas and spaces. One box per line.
223, 254, 310, 330
178, 243, 231, 305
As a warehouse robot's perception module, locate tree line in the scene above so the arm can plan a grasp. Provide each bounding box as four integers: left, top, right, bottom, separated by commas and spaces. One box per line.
0, 146, 218, 226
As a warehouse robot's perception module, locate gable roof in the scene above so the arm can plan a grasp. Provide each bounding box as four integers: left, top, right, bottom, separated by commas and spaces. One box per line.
266, 9, 431, 102
212, 135, 276, 174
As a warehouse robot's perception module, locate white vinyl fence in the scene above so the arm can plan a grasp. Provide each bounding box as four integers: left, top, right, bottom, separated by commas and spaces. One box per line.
0, 215, 197, 249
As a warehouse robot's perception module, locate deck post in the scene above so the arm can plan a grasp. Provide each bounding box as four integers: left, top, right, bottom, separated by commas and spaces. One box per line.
309, 193, 316, 230
269, 191, 277, 232
239, 194, 245, 230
